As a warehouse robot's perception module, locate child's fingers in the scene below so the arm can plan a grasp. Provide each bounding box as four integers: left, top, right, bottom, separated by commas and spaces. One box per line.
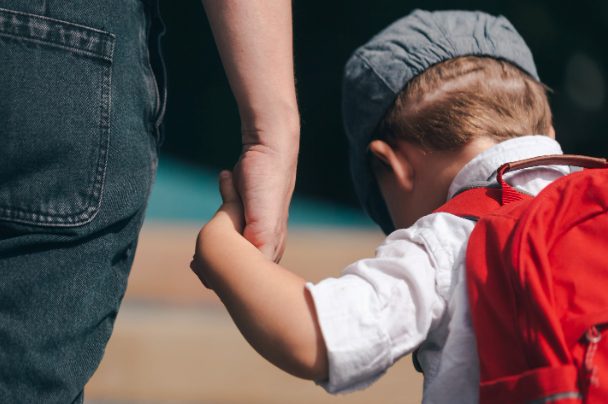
218, 170, 240, 204
217, 170, 246, 233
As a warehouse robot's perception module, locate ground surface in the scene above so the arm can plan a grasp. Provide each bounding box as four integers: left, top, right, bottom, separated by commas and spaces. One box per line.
84, 223, 424, 404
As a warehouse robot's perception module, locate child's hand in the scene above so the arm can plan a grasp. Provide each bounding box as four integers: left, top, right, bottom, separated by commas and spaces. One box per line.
216, 170, 245, 234
191, 170, 245, 289
190, 170, 328, 380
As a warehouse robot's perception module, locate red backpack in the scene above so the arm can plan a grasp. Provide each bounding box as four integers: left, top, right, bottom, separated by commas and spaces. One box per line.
435, 154, 608, 404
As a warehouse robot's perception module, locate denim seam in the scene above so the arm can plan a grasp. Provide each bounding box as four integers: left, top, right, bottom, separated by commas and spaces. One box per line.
0, 7, 115, 61
152, 0, 167, 130
90, 43, 113, 226
0, 32, 112, 62
354, 51, 398, 95
0, 7, 115, 36
145, 10, 161, 134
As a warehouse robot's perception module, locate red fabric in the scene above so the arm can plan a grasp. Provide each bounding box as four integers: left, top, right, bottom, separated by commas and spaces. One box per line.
497, 165, 528, 205
434, 187, 503, 218
479, 365, 581, 404
438, 167, 608, 404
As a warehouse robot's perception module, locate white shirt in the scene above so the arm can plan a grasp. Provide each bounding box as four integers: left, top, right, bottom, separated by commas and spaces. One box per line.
306, 136, 568, 403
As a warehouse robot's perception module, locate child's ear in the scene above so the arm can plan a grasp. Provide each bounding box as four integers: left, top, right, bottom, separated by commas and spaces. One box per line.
369, 140, 414, 192
369, 140, 394, 169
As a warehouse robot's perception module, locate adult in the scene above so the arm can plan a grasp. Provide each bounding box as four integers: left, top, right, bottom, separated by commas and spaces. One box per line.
0, 0, 299, 402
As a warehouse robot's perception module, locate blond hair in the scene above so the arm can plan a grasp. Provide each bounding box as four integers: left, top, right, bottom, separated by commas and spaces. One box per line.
374, 56, 553, 151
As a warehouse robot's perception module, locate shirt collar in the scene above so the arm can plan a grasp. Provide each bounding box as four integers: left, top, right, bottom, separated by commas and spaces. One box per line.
447, 135, 564, 200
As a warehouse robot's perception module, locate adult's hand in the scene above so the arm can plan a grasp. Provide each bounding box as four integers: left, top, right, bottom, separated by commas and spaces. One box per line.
201, 0, 300, 262
233, 130, 298, 262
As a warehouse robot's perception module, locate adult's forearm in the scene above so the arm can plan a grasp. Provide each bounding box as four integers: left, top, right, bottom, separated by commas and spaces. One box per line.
201, 0, 300, 147
201, 0, 300, 262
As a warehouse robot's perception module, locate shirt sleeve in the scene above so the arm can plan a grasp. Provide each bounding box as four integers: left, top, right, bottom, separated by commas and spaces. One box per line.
306, 226, 447, 394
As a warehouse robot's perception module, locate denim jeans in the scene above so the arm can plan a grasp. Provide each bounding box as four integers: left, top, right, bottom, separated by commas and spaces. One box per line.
0, 1, 166, 402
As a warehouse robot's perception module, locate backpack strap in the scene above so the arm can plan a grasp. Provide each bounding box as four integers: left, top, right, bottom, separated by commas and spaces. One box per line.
434, 186, 505, 220
435, 154, 608, 219
496, 154, 607, 204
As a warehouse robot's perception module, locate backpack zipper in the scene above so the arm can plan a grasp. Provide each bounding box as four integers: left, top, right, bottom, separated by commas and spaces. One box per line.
584, 326, 601, 389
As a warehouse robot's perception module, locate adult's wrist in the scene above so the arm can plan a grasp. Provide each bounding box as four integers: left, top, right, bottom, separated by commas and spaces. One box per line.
239, 100, 300, 145
240, 124, 300, 163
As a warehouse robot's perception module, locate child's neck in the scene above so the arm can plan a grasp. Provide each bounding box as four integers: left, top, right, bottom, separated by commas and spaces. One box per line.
391, 137, 496, 228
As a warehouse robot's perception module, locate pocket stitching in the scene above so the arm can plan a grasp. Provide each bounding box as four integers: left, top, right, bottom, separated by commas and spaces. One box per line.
0, 7, 115, 61
0, 9, 115, 227
0, 31, 113, 62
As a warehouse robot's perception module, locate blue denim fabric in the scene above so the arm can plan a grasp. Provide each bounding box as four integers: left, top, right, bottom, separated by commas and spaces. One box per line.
0, 0, 166, 402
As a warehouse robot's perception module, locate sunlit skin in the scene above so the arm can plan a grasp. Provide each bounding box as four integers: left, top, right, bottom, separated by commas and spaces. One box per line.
191, 129, 555, 381
192, 172, 327, 380
202, 0, 300, 263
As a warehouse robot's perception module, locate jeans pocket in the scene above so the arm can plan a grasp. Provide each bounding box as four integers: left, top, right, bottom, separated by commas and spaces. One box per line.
0, 7, 115, 227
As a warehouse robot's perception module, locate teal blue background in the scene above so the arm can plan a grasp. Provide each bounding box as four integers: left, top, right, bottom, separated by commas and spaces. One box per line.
146, 156, 376, 228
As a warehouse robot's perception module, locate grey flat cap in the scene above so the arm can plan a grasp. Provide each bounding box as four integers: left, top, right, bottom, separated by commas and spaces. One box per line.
343, 10, 539, 234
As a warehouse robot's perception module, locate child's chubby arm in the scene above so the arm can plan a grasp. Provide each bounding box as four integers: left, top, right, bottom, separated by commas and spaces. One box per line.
192, 171, 328, 381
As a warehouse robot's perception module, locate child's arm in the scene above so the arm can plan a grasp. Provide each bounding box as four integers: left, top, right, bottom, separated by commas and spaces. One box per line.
192, 171, 328, 380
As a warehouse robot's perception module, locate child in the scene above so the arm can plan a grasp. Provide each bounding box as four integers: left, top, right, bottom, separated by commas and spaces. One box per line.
191, 10, 567, 403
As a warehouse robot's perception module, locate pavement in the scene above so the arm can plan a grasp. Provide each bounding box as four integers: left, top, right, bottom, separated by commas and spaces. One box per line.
84, 223, 424, 404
